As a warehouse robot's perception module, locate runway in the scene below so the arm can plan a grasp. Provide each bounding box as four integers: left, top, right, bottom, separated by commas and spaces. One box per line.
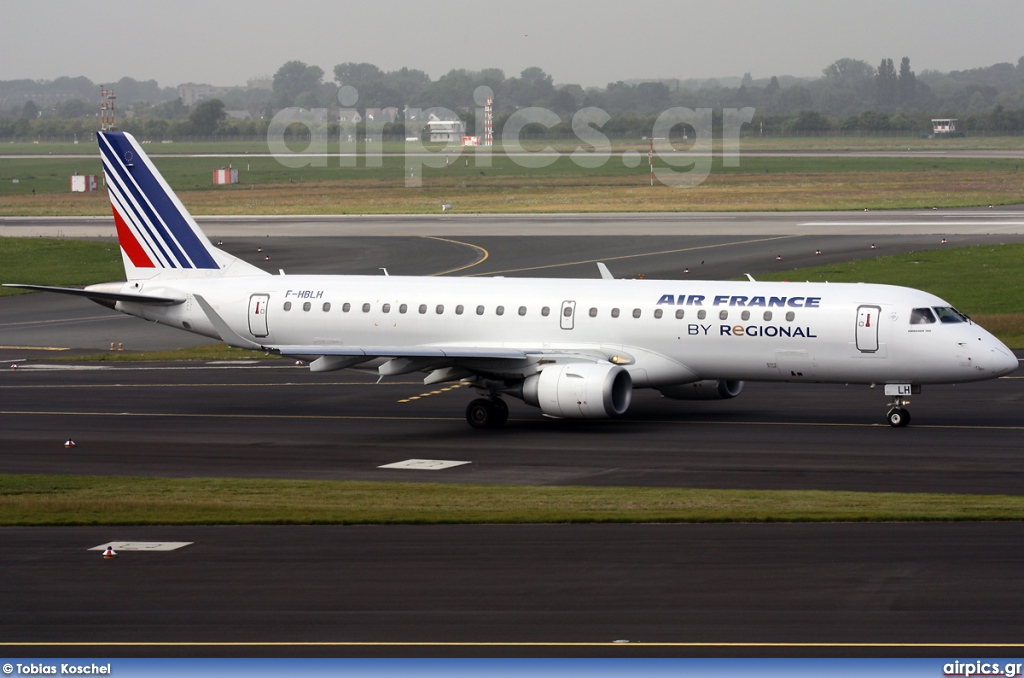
4, 204, 1024, 238
2, 211, 1023, 655
1, 362, 1022, 494
2, 523, 1023, 657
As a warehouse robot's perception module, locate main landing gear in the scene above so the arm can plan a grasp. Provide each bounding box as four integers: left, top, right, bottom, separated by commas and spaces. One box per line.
465, 398, 509, 429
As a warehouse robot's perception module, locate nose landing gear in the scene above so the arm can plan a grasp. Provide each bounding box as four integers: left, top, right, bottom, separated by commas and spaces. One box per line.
886, 405, 910, 427
886, 396, 911, 427
883, 384, 918, 427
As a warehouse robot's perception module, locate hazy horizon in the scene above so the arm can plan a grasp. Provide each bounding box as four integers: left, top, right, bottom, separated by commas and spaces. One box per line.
2, 0, 1022, 89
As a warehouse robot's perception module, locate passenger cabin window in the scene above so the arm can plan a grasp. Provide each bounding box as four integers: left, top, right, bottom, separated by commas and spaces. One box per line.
611, 308, 620, 318
496, 305, 505, 316
303, 302, 311, 312
518, 306, 527, 316
419, 304, 427, 314
456, 305, 464, 315
654, 309, 663, 319
763, 311, 772, 321
476, 305, 485, 315
382, 303, 391, 313
697, 310, 707, 320
910, 307, 937, 324
719, 310, 728, 320
399, 304, 408, 314
283, 301, 292, 311
632, 308, 641, 318
563, 306, 573, 317
785, 311, 795, 322
322, 302, 331, 312
342, 302, 351, 313
541, 306, 550, 317
675, 309, 684, 319
934, 306, 968, 323
589, 307, 597, 317
741, 310, 750, 321
436, 304, 444, 314
362, 303, 371, 313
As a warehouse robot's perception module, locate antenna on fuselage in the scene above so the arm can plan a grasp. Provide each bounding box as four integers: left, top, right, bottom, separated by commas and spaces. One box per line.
379, 268, 389, 276
745, 273, 756, 282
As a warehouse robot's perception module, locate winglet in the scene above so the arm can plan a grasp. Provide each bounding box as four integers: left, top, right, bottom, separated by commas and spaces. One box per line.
597, 263, 614, 280
193, 294, 265, 351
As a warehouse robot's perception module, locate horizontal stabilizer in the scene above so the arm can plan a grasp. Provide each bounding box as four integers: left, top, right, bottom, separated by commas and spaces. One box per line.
2, 283, 183, 305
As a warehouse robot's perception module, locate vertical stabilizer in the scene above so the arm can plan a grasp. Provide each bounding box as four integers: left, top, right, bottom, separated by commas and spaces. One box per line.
97, 131, 268, 280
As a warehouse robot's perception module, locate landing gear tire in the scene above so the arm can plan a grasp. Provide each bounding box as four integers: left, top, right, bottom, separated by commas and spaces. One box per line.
466, 398, 508, 429
491, 398, 509, 427
887, 408, 910, 427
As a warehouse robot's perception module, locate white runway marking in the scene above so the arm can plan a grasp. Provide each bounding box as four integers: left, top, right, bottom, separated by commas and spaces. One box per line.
89, 541, 193, 552
379, 459, 471, 471
801, 221, 1024, 227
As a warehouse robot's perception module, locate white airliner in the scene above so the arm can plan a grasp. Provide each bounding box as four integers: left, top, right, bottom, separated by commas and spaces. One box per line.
5, 131, 1018, 428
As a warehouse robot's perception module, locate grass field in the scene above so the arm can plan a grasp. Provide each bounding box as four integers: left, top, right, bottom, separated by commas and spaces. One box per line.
2, 474, 1023, 525
2, 153, 1023, 215
0, 237, 121, 291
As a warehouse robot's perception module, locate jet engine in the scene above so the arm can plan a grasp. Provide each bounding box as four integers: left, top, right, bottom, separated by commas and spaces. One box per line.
659, 380, 744, 400
521, 362, 633, 418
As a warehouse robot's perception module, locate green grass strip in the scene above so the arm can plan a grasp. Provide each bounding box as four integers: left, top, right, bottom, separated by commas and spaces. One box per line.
756, 243, 1024, 314
2, 474, 1022, 525
53, 344, 280, 362
0, 238, 121, 295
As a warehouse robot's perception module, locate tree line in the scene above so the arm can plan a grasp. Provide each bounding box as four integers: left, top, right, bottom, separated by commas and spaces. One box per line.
3, 56, 1024, 139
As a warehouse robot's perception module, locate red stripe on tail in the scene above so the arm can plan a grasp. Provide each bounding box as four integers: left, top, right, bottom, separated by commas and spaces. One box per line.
112, 206, 155, 268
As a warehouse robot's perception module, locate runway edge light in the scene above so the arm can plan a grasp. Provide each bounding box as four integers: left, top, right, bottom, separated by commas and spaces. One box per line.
64, 438, 76, 449
103, 546, 117, 559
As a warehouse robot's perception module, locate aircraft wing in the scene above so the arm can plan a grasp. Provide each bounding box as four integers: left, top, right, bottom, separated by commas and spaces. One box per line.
192, 294, 601, 380
273, 344, 528, 359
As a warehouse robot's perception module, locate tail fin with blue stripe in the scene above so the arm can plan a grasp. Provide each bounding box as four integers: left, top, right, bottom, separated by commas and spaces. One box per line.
98, 131, 268, 281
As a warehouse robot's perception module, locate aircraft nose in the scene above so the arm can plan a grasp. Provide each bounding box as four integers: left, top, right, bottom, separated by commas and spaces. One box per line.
992, 345, 1019, 376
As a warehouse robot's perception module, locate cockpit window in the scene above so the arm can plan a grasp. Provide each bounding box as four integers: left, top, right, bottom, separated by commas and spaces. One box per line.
910, 307, 936, 324
934, 306, 968, 324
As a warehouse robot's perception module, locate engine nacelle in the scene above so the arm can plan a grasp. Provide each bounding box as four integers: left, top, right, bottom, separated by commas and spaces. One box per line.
522, 362, 633, 419
659, 380, 744, 401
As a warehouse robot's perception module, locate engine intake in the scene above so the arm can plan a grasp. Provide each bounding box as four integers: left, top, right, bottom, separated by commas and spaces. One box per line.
659, 380, 744, 400
522, 362, 632, 418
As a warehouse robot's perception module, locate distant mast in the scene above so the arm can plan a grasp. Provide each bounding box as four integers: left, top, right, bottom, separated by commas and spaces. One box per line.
100, 86, 116, 131
483, 94, 493, 146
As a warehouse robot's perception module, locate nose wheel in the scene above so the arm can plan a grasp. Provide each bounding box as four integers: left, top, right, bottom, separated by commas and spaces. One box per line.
886, 407, 910, 427
466, 398, 509, 429
886, 393, 911, 427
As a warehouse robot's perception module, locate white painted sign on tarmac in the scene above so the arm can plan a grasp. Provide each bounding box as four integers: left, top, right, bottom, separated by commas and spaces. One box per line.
89, 541, 193, 552
378, 459, 471, 470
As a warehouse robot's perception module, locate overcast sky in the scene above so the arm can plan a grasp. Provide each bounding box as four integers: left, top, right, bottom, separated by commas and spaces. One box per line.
2, 0, 1022, 88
